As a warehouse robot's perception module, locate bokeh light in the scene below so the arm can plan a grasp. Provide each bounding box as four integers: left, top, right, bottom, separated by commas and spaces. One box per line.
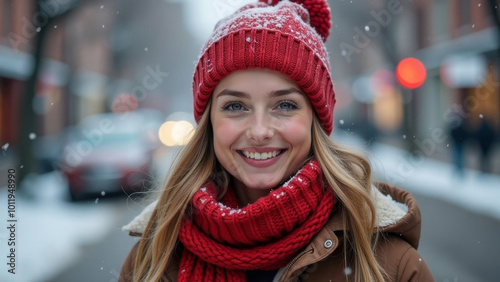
396, 57, 427, 89
158, 120, 195, 146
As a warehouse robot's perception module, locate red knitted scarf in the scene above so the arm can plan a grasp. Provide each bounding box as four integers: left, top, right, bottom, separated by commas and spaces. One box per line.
178, 160, 336, 281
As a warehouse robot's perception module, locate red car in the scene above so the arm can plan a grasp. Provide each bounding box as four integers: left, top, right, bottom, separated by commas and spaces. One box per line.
58, 110, 162, 201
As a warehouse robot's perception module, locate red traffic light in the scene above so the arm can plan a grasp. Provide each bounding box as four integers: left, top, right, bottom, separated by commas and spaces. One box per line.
396, 57, 426, 89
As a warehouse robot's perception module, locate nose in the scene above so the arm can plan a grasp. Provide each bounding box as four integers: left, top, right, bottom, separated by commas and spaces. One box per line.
246, 112, 274, 142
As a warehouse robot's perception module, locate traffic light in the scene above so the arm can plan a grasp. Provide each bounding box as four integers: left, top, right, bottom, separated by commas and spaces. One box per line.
396, 57, 426, 89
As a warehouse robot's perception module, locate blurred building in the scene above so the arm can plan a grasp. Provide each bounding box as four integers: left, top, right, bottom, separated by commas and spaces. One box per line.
0, 0, 35, 147
0, 0, 110, 144
414, 0, 499, 173
0, 0, 202, 179
0, 0, 116, 175
327, 0, 499, 174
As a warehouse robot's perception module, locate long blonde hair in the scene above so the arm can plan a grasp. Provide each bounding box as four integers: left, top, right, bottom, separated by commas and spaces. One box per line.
133, 105, 384, 281
311, 117, 385, 281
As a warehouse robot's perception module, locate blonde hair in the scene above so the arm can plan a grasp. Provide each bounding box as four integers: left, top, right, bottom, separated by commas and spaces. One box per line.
133, 104, 384, 281
311, 117, 385, 282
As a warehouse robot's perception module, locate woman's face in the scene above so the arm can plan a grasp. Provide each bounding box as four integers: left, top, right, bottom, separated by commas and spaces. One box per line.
210, 69, 313, 199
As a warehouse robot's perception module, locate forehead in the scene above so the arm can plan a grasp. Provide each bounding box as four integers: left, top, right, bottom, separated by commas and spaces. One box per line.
214, 69, 300, 92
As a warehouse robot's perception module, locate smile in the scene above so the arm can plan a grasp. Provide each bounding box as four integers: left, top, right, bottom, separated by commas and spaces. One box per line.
241, 150, 282, 160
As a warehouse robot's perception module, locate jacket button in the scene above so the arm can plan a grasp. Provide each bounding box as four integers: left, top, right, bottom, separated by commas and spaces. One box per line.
323, 239, 333, 249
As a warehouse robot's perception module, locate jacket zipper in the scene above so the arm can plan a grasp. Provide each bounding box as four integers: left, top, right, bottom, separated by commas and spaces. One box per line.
281, 247, 314, 281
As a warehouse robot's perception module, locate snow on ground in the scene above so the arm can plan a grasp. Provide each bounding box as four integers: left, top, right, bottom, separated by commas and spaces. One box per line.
0, 172, 119, 282
371, 143, 500, 221
336, 132, 500, 222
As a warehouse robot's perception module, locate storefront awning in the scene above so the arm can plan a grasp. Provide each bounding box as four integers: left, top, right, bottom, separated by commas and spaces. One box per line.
416, 27, 498, 70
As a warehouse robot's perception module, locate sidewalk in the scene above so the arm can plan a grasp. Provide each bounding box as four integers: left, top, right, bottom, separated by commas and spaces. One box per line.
334, 131, 500, 222
0, 172, 120, 282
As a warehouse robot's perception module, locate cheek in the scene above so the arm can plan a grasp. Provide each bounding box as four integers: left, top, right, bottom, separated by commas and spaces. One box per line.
212, 118, 240, 150
282, 117, 312, 147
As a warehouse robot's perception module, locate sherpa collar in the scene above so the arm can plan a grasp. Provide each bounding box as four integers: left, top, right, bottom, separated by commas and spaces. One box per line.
122, 185, 408, 235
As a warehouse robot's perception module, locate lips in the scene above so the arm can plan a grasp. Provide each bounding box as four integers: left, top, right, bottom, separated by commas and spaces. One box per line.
240, 150, 282, 160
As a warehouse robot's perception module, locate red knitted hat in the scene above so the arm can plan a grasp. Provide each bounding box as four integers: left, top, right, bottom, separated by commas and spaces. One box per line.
192, 0, 336, 134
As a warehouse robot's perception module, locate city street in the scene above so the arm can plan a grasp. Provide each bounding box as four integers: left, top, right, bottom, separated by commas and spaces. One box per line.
49, 198, 139, 282
2, 1, 500, 282
414, 193, 500, 282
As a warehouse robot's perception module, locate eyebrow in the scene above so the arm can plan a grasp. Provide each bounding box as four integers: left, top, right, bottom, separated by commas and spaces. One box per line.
271, 87, 304, 97
215, 87, 304, 99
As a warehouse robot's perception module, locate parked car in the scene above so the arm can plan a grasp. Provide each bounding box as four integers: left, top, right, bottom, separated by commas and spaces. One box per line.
57, 110, 163, 201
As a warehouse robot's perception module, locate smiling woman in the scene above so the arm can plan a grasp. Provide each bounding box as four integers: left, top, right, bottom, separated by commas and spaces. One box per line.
118, 1, 434, 282
210, 69, 314, 201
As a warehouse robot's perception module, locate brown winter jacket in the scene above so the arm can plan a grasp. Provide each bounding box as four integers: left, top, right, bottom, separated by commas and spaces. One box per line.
119, 183, 434, 281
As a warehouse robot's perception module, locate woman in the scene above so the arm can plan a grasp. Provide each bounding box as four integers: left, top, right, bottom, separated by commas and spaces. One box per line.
119, 0, 434, 281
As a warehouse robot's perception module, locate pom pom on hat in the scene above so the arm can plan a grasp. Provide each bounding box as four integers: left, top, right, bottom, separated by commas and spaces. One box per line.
193, 0, 336, 135
258, 0, 331, 41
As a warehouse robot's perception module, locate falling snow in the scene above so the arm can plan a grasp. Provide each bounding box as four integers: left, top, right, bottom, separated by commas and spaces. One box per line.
364, 25, 370, 31
95, 198, 99, 204
100, 5, 104, 9
479, 114, 484, 119
144, 47, 149, 52
2, 143, 9, 151
344, 267, 352, 275
101, 191, 106, 196
29, 133, 37, 140
36, 27, 41, 32
403, 135, 407, 139
339, 119, 345, 125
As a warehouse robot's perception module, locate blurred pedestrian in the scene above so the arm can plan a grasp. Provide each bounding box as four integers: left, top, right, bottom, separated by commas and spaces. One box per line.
449, 110, 469, 175
474, 118, 497, 173
119, 1, 433, 281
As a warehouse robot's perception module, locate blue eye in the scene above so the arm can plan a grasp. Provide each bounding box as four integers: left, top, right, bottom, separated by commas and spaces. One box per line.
222, 102, 246, 112
277, 100, 298, 111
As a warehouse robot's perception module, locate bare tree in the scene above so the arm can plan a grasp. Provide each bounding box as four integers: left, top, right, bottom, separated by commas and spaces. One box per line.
18, 0, 81, 186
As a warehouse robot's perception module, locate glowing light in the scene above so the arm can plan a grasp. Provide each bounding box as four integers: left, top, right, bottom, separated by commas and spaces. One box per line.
158, 120, 195, 146
396, 57, 426, 89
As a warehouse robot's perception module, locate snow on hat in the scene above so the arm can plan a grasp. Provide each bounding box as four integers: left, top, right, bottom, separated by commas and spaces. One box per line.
192, 0, 336, 134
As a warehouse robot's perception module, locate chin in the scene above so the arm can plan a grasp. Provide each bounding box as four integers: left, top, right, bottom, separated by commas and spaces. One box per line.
242, 178, 281, 190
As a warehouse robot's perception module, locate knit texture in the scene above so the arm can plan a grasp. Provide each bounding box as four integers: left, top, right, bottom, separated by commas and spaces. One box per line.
177, 159, 336, 281
192, 0, 336, 134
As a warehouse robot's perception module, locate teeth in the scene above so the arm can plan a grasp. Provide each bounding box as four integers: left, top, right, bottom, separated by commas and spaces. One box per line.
243, 150, 280, 160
